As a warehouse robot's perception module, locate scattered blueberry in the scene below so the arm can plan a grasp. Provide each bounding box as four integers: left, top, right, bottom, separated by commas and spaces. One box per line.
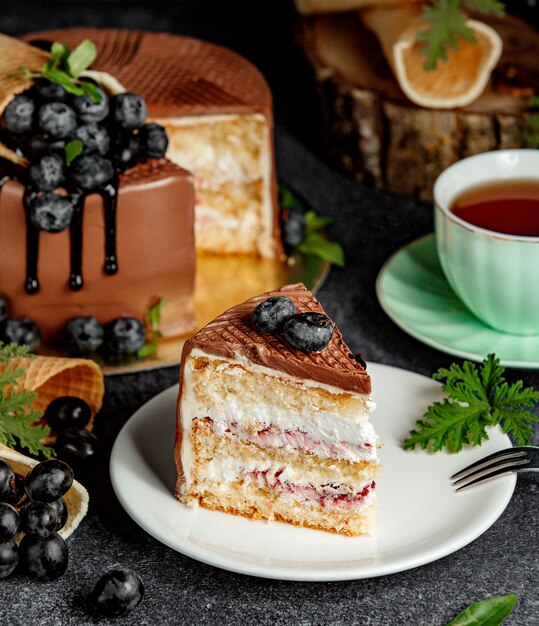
252, 296, 296, 333
139, 123, 168, 158
65, 316, 104, 353
283, 312, 334, 353
110, 93, 147, 130
24, 460, 73, 503
56, 428, 98, 466
19, 532, 68, 580
105, 317, 146, 355
0, 540, 18, 578
0, 502, 19, 542
69, 154, 114, 190
38, 102, 77, 139
29, 153, 65, 191
34, 78, 67, 103
281, 205, 306, 247
31, 192, 73, 233
110, 132, 140, 170
0, 459, 15, 501
51, 498, 68, 532
2, 95, 35, 133
0, 297, 8, 325
92, 568, 144, 617
20, 501, 59, 538
0, 317, 41, 352
72, 87, 109, 123
354, 353, 367, 370
74, 123, 110, 156
45, 396, 92, 432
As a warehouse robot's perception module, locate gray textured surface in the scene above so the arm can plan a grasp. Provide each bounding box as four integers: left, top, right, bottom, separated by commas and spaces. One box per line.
0, 1, 538, 624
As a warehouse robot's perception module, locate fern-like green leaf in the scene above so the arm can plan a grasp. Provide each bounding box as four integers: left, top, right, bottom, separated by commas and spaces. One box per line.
404, 353, 539, 453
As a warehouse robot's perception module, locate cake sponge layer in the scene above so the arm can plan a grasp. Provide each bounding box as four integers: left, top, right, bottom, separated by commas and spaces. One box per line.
190, 481, 378, 537
181, 418, 378, 536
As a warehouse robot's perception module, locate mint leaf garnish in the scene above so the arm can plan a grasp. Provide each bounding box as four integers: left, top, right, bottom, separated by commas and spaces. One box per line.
446, 594, 517, 625
19, 39, 102, 104
404, 354, 539, 453
67, 39, 97, 79
0, 343, 55, 460
137, 298, 168, 359
304, 210, 334, 231
297, 232, 345, 267
65, 140, 84, 167
417, 0, 505, 70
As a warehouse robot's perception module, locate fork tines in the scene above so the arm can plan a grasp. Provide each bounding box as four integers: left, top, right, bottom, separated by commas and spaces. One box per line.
451, 447, 532, 491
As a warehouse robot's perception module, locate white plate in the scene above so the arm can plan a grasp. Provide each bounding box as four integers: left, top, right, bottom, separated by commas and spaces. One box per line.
110, 363, 516, 581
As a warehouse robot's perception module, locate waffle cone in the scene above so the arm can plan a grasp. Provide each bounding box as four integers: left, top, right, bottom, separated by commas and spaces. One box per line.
0, 34, 50, 165
0, 356, 104, 420
0, 443, 89, 539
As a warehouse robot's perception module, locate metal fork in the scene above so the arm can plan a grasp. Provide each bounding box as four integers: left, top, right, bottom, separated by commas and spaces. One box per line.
451, 446, 539, 491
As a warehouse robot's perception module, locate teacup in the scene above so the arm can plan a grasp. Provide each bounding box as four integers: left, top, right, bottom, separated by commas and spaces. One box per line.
434, 149, 539, 336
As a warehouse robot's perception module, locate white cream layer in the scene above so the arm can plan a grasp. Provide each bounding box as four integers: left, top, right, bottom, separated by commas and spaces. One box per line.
180, 351, 378, 492
150, 113, 275, 258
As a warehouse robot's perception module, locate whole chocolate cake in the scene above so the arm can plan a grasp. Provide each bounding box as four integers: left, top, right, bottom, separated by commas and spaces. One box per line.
0, 34, 195, 352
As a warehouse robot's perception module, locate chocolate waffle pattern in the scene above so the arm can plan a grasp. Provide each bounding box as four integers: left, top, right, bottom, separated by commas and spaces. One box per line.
184, 283, 370, 394
21, 28, 271, 115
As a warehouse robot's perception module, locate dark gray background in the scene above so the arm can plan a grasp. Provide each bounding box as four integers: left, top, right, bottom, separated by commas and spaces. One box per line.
1, 1, 538, 624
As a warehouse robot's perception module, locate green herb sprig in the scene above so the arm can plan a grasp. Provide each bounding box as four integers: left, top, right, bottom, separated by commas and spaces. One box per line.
279, 185, 345, 267
64, 139, 84, 166
404, 354, 539, 453
19, 39, 102, 103
446, 594, 517, 626
417, 0, 505, 71
137, 298, 168, 359
0, 343, 55, 459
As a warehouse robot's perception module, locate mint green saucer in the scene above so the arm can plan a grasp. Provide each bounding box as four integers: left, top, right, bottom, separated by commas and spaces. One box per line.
376, 234, 539, 369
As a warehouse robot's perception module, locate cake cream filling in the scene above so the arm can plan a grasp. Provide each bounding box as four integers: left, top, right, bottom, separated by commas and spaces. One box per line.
204, 457, 377, 512
180, 350, 378, 492
152, 113, 275, 257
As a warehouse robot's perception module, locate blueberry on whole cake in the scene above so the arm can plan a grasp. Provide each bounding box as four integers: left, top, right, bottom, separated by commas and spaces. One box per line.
175, 283, 381, 536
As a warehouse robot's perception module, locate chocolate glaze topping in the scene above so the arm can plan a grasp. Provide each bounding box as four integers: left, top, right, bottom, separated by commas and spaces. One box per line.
21, 28, 273, 119
0, 161, 119, 295
183, 283, 371, 395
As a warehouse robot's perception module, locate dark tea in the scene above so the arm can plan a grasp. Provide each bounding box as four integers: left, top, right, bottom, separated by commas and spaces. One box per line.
450, 179, 539, 237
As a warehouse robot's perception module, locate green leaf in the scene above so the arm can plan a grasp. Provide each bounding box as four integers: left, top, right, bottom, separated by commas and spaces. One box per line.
137, 298, 168, 359
404, 354, 538, 453
446, 594, 517, 626
81, 81, 103, 104
18, 65, 39, 80
417, 0, 504, 70
147, 297, 168, 332
305, 210, 334, 231
0, 343, 54, 459
64, 140, 84, 167
67, 39, 97, 78
49, 42, 70, 70
278, 185, 303, 210
137, 340, 158, 359
297, 231, 345, 267
41, 68, 86, 96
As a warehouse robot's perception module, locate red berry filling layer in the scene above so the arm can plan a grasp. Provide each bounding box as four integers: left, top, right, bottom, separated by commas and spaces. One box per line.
246, 468, 376, 510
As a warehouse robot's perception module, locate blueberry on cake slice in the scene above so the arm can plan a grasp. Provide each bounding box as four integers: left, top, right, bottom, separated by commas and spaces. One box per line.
175, 283, 380, 536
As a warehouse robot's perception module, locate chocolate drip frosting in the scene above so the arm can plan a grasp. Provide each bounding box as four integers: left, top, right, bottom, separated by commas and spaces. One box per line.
183, 283, 371, 395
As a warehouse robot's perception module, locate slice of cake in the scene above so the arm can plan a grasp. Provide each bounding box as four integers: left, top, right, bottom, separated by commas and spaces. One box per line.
21, 28, 280, 259
175, 283, 380, 536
